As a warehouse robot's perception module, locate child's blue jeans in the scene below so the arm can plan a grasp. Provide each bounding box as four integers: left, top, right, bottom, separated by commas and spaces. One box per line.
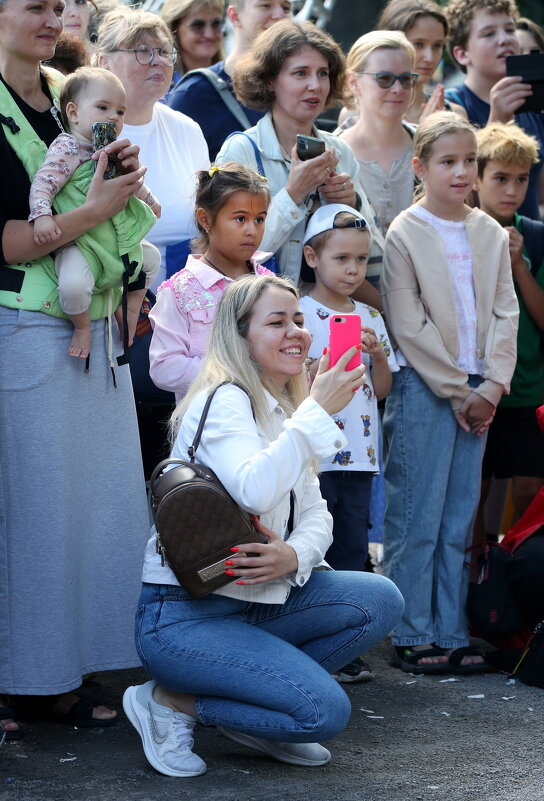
383, 367, 486, 648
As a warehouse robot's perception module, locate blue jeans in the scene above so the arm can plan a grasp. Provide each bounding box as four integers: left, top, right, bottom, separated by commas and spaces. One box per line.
136, 571, 403, 743
319, 471, 372, 571
383, 368, 486, 648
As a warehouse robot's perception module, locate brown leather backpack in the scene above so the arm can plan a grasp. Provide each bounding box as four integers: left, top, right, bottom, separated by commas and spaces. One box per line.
150, 384, 266, 598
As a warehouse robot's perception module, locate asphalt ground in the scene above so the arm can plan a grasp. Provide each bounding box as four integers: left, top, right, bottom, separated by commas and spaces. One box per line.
2, 639, 543, 801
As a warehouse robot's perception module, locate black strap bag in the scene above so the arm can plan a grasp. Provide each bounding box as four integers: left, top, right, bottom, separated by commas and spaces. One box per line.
466, 543, 522, 639
149, 384, 267, 598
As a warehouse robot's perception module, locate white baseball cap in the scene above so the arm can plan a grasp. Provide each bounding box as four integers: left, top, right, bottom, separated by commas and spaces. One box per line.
302, 204, 369, 246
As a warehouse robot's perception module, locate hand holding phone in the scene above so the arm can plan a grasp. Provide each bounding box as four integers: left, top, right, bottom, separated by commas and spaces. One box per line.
296, 134, 326, 161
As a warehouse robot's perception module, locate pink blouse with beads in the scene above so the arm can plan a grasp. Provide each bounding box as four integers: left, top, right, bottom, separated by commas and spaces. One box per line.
149, 253, 273, 400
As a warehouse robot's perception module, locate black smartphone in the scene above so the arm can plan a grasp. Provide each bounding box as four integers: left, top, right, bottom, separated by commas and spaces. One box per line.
506, 52, 544, 114
92, 121, 118, 180
296, 133, 326, 161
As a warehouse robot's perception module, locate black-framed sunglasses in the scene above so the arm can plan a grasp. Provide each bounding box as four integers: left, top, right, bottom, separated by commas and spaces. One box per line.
359, 71, 419, 89
183, 18, 223, 33
110, 45, 177, 66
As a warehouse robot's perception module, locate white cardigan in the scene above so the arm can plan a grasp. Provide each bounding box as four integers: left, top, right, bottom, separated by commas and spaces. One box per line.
215, 112, 384, 283
142, 384, 347, 604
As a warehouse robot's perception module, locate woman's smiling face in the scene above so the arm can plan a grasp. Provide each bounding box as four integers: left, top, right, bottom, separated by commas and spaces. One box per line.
245, 285, 311, 391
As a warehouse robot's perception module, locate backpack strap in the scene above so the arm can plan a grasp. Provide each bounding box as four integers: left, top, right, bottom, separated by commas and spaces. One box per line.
520, 216, 544, 277
175, 67, 252, 131
187, 382, 254, 461
224, 131, 266, 177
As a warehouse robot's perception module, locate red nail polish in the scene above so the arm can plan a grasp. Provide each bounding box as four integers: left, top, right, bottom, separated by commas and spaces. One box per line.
225, 560, 233, 565
236, 581, 244, 585
356, 343, 362, 350
225, 570, 234, 576
230, 547, 239, 553
322, 346, 327, 355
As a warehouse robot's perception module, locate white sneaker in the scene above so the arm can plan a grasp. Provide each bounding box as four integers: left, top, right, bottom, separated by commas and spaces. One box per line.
217, 727, 331, 766
123, 681, 206, 777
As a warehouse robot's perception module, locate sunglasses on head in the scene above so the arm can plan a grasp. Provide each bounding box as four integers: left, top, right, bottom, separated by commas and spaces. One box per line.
360, 71, 419, 89
184, 18, 223, 33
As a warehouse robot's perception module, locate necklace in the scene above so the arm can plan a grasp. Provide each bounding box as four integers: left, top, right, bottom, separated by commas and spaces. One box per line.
202, 254, 252, 278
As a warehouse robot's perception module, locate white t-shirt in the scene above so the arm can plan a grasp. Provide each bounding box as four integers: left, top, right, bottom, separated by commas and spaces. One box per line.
404, 205, 482, 376
123, 103, 210, 288
300, 295, 399, 473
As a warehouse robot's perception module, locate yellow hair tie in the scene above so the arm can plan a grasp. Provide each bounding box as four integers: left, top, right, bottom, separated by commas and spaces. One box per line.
208, 166, 219, 178
258, 175, 268, 183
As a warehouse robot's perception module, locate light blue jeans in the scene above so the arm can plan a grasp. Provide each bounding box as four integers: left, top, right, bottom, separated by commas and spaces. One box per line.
136, 570, 403, 743
383, 367, 486, 649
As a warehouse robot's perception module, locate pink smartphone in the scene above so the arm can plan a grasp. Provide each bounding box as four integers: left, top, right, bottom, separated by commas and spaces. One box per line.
328, 314, 361, 371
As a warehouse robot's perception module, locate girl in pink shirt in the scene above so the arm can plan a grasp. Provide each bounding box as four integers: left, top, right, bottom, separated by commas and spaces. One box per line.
149, 163, 274, 400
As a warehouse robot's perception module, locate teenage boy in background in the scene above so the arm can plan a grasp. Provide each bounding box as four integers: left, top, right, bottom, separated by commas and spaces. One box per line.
170, 0, 292, 160
445, 0, 544, 220
474, 122, 544, 539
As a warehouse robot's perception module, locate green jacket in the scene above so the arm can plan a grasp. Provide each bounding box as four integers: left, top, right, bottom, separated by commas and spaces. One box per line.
0, 67, 156, 320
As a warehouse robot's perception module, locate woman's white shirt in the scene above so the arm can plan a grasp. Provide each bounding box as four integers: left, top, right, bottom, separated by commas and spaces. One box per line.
142, 384, 347, 603
123, 103, 210, 288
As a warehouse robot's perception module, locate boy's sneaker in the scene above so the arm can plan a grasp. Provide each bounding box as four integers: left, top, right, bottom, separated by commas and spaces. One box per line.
122, 680, 206, 777
333, 657, 373, 684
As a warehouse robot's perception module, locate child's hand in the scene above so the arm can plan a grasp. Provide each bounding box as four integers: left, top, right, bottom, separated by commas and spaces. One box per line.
360, 325, 382, 355
33, 215, 62, 244
459, 391, 496, 436
489, 75, 532, 122
505, 226, 525, 274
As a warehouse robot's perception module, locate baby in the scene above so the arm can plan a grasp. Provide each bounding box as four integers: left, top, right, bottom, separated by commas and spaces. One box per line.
29, 66, 161, 359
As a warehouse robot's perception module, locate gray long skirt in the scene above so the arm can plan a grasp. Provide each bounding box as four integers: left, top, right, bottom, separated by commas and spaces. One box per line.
0, 308, 149, 694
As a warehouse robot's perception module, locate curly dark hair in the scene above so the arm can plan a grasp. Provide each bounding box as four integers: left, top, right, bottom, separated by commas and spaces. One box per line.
232, 19, 345, 112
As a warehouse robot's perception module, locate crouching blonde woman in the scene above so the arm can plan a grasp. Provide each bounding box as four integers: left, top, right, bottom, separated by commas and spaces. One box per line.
123, 274, 404, 777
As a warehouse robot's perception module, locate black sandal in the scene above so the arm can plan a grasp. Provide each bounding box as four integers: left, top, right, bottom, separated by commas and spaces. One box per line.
447, 646, 491, 675
14, 694, 117, 728
0, 705, 24, 741
391, 645, 449, 674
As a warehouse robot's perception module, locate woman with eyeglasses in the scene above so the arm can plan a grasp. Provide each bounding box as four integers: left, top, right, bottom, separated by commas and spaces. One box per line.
336, 31, 419, 259
161, 0, 224, 101
97, 7, 209, 289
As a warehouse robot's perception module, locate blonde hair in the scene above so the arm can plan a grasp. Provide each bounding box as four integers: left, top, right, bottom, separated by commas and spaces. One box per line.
160, 0, 224, 74
59, 66, 124, 129
344, 30, 416, 110
413, 110, 476, 163
412, 111, 476, 198
171, 275, 309, 435
95, 7, 173, 57
476, 122, 540, 176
